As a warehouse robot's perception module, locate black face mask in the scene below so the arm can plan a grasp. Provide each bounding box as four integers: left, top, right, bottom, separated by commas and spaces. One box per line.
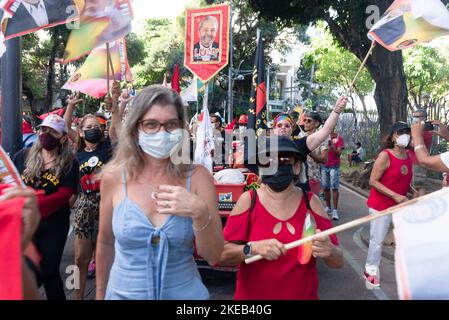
261, 165, 296, 193
84, 129, 103, 143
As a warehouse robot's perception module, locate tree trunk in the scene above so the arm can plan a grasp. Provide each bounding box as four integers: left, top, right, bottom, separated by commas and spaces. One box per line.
368, 47, 408, 139
45, 30, 60, 112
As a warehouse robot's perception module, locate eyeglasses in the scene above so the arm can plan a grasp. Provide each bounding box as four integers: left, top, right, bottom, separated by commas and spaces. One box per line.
258, 156, 298, 167
139, 119, 181, 134
304, 119, 314, 124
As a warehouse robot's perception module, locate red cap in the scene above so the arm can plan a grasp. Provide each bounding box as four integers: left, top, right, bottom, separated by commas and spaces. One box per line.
238, 114, 248, 125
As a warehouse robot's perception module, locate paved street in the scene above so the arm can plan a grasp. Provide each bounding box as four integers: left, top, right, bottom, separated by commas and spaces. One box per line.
43, 185, 398, 300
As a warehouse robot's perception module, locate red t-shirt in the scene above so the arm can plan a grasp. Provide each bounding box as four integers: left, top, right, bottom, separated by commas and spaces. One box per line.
367, 149, 413, 211
408, 131, 433, 165
325, 135, 344, 167
223, 191, 339, 300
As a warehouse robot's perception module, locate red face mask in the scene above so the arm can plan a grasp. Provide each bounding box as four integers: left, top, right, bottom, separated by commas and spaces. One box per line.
39, 133, 60, 151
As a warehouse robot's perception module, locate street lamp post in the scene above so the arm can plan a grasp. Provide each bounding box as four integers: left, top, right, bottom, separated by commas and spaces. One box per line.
227, 1, 234, 125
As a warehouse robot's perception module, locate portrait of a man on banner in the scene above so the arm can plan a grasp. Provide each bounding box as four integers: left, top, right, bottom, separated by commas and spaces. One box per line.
184, 3, 229, 83
4, 0, 78, 39
192, 14, 220, 62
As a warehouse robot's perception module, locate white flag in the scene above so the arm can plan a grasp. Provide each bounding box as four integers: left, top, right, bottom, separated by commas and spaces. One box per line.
393, 188, 449, 300
181, 77, 198, 103
194, 104, 215, 172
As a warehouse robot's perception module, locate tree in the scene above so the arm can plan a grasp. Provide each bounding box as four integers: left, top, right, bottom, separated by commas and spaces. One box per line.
403, 45, 449, 119
302, 24, 375, 122
248, 0, 412, 136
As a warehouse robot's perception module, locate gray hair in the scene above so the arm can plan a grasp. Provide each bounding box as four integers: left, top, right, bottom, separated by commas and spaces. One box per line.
198, 15, 218, 31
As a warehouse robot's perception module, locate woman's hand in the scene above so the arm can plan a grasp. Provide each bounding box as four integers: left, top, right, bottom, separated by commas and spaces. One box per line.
251, 239, 287, 261
411, 121, 425, 137
0, 187, 40, 251
432, 120, 449, 141
312, 229, 334, 258
155, 185, 208, 219
67, 92, 83, 109
392, 194, 408, 204
334, 96, 348, 114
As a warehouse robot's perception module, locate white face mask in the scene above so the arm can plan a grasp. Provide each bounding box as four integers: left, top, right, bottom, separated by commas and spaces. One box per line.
396, 134, 411, 148
138, 129, 183, 159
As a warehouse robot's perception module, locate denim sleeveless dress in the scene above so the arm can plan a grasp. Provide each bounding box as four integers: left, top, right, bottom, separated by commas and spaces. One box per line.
105, 169, 209, 300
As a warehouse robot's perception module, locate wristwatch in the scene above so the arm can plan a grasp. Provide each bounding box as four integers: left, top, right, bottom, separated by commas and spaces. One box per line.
243, 242, 253, 258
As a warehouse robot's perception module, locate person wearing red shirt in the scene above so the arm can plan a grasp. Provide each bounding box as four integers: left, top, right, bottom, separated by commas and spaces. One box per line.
219, 136, 343, 300
364, 122, 417, 289
321, 128, 344, 220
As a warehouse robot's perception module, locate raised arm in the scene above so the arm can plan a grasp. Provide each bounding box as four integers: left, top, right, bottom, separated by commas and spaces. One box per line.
306, 96, 348, 151
412, 122, 449, 172
64, 92, 83, 143
110, 88, 132, 142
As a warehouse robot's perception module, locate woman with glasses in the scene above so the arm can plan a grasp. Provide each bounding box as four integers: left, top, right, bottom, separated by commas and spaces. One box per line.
218, 136, 343, 300
96, 85, 223, 300
364, 122, 417, 289
13, 115, 79, 300
63, 85, 124, 300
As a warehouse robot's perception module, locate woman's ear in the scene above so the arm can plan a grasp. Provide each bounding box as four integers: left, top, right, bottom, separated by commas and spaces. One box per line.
293, 161, 302, 175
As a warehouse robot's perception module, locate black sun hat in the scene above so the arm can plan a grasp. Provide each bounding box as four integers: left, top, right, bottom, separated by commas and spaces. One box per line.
390, 121, 411, 134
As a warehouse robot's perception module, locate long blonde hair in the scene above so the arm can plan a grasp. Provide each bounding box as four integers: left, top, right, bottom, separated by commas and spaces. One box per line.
102, 85, 190, 181
23, 135, 75, 182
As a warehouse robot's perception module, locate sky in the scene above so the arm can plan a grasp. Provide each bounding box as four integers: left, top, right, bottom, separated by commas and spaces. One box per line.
131, 0, 191, 31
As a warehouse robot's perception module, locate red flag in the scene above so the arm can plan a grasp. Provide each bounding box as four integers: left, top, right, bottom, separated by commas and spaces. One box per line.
38, 108, 65, 120
0, 184, 24, 300
171, 64, 180, 94
225, 118, 237, 131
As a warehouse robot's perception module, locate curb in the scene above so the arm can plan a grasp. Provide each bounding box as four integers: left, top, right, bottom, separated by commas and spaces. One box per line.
340, 180, 395, 262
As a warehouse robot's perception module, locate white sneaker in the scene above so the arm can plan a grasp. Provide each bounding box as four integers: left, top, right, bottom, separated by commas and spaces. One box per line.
325, 207, 332, 215
331, 210, 339, 220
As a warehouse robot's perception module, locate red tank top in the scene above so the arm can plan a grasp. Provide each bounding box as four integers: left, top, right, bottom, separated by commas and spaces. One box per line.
367, 149, 413, 211
223, 190, 339, 300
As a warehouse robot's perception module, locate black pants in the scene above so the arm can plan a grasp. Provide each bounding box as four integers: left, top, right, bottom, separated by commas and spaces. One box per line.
33, 211, 70, 300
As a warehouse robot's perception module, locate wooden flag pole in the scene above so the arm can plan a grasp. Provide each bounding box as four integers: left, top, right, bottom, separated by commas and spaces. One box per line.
107, 44, 116, 82
245, 187, 449, 264
106, 42, 111, 97
348, 41, 376, 93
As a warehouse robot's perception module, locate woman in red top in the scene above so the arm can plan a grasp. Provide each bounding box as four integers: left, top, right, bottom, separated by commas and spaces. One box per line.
219, 136, 343, 300
364, 122, 416, 289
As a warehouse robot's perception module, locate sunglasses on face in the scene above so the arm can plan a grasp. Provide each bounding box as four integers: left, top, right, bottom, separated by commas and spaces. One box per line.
396, 129, 411, 135
257, 156, 298, 167
304, 118, 315, 124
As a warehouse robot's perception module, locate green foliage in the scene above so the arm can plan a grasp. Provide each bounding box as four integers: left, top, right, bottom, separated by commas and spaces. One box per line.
125, 32, 147, 67
403, 45, 449, 108
300, 23, 374, 110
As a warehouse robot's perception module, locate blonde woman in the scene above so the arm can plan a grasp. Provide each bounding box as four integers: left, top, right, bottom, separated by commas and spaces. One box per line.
96, 85, 223, 300
13, 115, 79, 300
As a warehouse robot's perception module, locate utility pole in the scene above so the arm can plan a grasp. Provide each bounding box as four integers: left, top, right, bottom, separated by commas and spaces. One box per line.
1, 37, 22, 156
227, 0, 234, 124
